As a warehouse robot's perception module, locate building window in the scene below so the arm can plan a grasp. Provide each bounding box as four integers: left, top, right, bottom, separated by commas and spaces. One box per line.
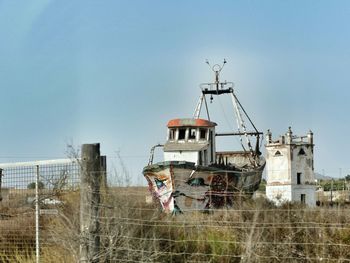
297, 173, 302, 184
199, 128, 207, 140
298, 148, 306, 155
301, 194, 306, 204
274, 151, 282, 156
189, 128, 196, 140
178, 128, 186, 140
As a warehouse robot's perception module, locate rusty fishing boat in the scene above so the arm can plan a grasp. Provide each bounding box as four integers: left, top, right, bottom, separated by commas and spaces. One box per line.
143, 61, 265, 213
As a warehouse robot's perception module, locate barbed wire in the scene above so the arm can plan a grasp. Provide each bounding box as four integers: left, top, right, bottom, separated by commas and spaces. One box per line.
1, 159, 350, 262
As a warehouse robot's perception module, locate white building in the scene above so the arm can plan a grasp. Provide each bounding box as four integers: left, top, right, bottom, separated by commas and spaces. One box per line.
265, 127, 316, 207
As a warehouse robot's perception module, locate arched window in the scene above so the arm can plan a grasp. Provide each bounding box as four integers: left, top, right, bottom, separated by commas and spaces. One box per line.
298, 148, 306, 156
274, 150, 282, 156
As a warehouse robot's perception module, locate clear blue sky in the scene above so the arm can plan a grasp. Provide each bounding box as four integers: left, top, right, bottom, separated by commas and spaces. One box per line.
0, 1, 349, 183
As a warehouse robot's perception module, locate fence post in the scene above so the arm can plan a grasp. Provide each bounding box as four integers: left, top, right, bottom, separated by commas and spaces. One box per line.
99, 155, 109, 262
100, 156, 107, 190
80, 143, 102, 263
0, 169, 3, 202
35, 165, 40, 263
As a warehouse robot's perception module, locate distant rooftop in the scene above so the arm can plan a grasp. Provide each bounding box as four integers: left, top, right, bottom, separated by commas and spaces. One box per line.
266, 127, 313, 146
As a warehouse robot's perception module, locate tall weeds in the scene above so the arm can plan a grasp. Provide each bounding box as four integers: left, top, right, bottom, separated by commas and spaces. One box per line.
1, 188, 350, 262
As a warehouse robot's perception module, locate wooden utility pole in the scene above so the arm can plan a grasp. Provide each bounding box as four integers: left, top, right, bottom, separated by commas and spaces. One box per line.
80, 143, 102, 263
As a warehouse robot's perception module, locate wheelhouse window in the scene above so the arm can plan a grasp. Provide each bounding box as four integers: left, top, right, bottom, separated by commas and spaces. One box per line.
189, 128, 196, 140
199, 128, 207, 140
178, 128, 186, 140
168, 129, 176, 140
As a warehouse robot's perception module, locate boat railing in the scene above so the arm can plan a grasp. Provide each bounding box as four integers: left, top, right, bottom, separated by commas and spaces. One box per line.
216, 131, 263, 137
148, 144, 164, 166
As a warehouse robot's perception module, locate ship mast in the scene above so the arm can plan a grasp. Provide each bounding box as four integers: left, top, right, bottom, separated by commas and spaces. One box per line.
193, 60, 262, 162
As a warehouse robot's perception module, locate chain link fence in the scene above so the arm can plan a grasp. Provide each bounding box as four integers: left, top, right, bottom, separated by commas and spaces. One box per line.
0, 159, 80, 262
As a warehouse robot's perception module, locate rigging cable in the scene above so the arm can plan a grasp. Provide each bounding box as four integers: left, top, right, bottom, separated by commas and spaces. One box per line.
216, 95, 242, 146
230, 91, 257, 166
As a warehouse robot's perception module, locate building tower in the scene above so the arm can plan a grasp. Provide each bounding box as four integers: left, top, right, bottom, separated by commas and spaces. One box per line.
265, 127, 316, 206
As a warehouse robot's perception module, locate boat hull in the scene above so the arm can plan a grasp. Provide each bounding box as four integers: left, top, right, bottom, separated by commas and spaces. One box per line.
143, 160, 265, 213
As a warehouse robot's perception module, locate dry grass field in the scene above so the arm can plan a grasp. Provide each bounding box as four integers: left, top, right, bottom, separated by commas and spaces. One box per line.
0, 187, 350, 262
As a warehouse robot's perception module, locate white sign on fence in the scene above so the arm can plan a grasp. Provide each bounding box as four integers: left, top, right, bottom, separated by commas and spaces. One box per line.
39, 209, 59, 215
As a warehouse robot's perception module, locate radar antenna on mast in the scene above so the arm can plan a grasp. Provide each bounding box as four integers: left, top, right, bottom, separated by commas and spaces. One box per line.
194, 59, 233, 118
205, 59, 227, 102
193, 59, 263, 164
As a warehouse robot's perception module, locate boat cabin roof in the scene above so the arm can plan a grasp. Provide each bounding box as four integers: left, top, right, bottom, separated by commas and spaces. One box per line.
167, 118, 217, 128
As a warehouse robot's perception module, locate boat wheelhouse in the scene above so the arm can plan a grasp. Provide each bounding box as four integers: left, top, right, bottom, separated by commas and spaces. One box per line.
164, 118, 216, 166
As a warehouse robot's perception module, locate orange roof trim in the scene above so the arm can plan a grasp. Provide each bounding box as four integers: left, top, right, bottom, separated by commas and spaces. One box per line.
167, 118, 217, 128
